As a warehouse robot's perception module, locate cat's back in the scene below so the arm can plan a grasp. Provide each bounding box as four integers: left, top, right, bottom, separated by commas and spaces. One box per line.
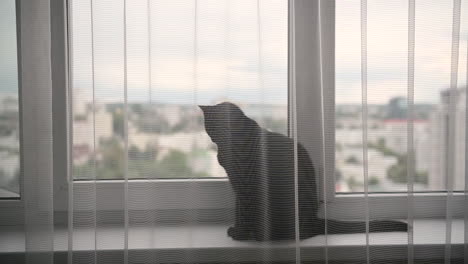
259, 131, 295, 172
262, 130, 314, 180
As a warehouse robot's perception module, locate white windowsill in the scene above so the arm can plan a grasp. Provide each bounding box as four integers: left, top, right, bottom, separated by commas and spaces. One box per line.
0, 219, 465, 262
0, 188, 19, 199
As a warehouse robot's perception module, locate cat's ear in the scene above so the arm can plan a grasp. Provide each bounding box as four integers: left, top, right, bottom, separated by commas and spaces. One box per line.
199, 105, 213, 113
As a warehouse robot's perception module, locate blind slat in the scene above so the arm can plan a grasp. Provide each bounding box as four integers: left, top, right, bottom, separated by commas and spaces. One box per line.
407, 0, 416, 262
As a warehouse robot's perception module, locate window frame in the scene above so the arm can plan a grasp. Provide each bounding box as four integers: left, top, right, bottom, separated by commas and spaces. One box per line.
51, 0, 71, 215
317, 0, 465, 220
0, 0, 59, 226
43, 0, 468, 224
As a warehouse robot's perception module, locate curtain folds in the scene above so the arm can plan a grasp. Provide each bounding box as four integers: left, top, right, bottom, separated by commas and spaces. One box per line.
21, 0, 55, 263
15, 0, 468, 263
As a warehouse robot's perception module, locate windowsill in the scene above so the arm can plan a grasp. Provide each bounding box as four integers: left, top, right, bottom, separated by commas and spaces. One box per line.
0, 188, 19, 199
0, 219, 465, 262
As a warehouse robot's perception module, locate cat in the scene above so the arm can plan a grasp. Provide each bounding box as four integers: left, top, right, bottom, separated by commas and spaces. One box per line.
199, 102, 407, 241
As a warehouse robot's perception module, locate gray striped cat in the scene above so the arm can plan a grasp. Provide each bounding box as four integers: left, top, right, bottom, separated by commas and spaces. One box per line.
200, 102, 407, 241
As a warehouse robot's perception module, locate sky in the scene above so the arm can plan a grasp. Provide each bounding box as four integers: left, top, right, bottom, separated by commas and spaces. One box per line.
336, 0, 468, 104
0, 0, 18, 96
70, 0, 467, 106
72, 0, 288, 105
0, 0, 466, 105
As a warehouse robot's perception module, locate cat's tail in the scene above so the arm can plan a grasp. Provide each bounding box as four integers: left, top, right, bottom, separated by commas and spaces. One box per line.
314, 218, 408, 235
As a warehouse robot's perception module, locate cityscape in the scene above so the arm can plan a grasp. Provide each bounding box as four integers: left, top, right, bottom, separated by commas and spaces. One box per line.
67, 86, 465, 193
72, 101, 288, 180
0, 87, 466, 197
0, 95, 19, 197
335, 88, 466, 192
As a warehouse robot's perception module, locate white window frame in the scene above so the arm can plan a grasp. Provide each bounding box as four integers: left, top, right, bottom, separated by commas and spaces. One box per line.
2, 0, 461, 227
0, 0, 65, 227
308, 0, 465, 220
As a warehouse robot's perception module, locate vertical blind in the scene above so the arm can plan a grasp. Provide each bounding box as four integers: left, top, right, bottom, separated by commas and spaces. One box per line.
17, 0, 468, 263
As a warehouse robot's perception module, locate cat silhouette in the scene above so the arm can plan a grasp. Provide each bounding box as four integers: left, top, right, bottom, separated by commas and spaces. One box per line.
200, 102, 407, 241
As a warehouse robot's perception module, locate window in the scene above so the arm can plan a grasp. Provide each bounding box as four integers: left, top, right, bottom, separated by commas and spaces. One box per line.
0, 0, 21, 199
70, 0, 288, 180
63, 0, 467, 220
335, 0, 468, 193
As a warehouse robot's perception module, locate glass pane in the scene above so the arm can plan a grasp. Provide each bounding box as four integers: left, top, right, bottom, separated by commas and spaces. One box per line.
335, 0, 468, 192
71, 0, 287, 180
0, 0, 20, 198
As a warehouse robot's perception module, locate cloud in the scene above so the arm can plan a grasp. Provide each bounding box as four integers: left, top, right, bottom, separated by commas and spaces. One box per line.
0, 0, 19, 94
71, 0, 467, 106
72, 0, 288, 104
336, 0, 468, 104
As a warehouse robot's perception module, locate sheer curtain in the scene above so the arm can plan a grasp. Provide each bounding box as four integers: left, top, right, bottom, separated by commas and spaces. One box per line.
16, 0, 468, 263
21, 0, 54, 263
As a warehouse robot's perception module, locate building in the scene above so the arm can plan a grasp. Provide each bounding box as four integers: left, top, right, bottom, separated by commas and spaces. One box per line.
382, 119, 431, 173
387, 97, 408, 119
73, 105, 113, 165
428, 88, 466, 190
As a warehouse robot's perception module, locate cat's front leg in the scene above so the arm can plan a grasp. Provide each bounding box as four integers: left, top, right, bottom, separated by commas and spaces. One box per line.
227, 226, 255, 241
228, 198, 255, 240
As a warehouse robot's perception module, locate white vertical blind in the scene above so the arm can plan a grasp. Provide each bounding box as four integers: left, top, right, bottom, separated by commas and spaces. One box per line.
14, 0, 468, 263
288, 1, 300, 264
463, 3, 468, 259
407, 0, 416, 262
465, 7, 468, 258
446, 0, 462, 263
317, 0, 329, 262
360, 1, 371, 263
22, 0, 54, 263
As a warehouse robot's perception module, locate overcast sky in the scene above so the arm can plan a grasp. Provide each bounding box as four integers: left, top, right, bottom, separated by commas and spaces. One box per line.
1, 0, 466, 105
0, 0, 18, 96
336, 0, 468, 104
71, 0, 288, 105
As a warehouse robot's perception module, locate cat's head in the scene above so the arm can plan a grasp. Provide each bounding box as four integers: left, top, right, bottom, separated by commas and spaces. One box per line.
199, 102, 254, 145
